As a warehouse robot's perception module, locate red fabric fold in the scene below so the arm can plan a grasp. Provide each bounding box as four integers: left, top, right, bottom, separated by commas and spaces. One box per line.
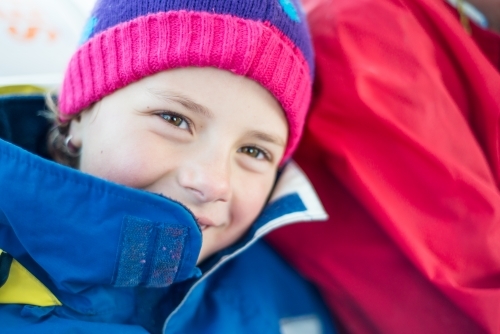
268, 0, 500, 332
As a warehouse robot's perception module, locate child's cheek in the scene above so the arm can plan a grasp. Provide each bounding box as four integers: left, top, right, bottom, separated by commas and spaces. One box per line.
80, 140, 165, 190
231, 179, 272, 233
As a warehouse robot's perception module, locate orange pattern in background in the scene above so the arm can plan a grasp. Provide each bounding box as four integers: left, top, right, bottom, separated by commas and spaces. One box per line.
0, 7, 58, 42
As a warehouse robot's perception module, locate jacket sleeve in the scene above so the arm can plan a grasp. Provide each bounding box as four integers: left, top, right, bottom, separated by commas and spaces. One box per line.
268, 0, 500, 333
0, 139, 201, 293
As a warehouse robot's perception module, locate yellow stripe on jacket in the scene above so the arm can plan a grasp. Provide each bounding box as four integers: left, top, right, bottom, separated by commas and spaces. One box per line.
0, 249, 61, 306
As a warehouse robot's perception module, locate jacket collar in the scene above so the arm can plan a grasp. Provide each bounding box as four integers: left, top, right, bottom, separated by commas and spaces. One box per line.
199, 161, 328, 273
164, 162, 327, 331
0, 137, 326, 283
0, 139, 202, 289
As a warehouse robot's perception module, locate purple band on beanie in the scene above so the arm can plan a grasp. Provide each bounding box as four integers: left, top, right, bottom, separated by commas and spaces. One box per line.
59, 11, 312, 161
85, 0, 313, 72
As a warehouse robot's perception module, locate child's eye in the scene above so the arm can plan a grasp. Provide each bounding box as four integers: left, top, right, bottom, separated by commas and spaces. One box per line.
238, 146, 271, 161
159, 112, 190, 130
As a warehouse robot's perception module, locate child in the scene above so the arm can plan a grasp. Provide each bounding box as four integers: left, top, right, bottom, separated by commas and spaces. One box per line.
0, 0, 335, 333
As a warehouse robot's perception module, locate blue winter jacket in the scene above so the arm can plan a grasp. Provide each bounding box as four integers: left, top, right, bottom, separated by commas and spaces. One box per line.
0, 95, 336, 334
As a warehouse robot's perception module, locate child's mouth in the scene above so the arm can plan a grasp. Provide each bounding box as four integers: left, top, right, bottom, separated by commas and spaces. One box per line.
196, 216, 216, 231
198, 224, 209, 231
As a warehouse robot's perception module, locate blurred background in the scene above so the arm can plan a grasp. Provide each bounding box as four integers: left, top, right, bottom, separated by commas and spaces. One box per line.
0, 0, 96, 92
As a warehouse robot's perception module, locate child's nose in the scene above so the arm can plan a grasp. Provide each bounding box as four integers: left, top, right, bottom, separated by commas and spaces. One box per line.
178, 156, 231, 203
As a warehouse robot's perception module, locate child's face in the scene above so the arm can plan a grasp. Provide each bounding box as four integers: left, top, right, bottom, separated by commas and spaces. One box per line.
69, 67, 288, 263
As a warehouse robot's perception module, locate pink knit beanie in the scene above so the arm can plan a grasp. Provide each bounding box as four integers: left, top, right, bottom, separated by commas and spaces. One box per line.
58, 0, 313, 161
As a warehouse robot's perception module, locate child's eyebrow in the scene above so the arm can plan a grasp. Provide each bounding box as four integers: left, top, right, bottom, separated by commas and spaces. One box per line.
148, 89, 214, 118
248, 131, 286, 147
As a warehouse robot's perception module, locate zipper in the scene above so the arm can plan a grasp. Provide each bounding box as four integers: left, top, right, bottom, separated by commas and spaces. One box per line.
162, 209, 327, 332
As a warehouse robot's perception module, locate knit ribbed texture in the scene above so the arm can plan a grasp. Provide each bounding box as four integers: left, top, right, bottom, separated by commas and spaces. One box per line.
85, 0, 313, 71
59, 11, 311, 160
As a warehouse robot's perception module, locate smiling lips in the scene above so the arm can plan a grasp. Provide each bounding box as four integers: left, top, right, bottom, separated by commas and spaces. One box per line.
196, 216, 217, 231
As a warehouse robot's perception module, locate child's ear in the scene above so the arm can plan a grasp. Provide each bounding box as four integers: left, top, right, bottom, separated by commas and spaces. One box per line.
68, 114, 84, 148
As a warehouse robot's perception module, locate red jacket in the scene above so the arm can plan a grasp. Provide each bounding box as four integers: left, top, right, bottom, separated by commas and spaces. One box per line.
267, 0, 500, 333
